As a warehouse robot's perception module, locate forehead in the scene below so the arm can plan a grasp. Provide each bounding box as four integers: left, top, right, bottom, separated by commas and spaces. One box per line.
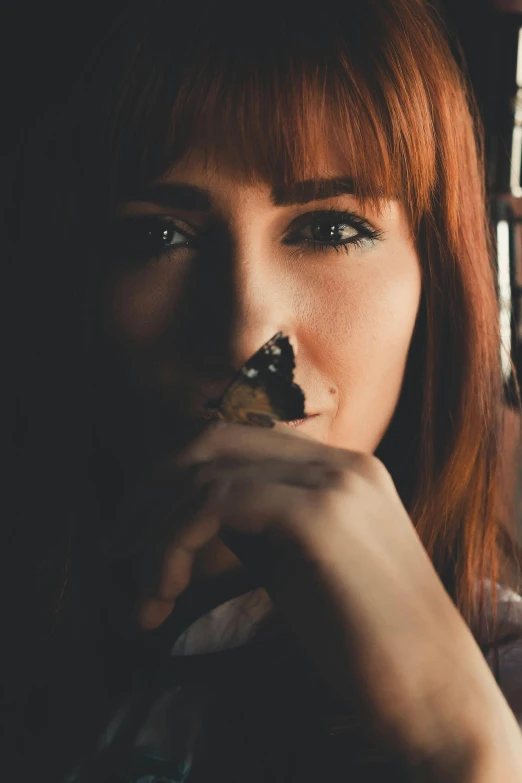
116, 146, 397, 226
140, 147, 364, 213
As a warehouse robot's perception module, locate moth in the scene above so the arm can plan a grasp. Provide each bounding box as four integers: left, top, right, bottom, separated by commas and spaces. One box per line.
203, 332, 306, 427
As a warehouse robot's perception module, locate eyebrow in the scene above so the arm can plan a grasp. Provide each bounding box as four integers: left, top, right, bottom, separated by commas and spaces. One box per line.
124, 177, 357, 211
271, 178, 356, 206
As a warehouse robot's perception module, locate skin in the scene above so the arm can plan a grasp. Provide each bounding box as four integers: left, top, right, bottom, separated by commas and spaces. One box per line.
103, 150, 422, 582
100, 150, 522, 777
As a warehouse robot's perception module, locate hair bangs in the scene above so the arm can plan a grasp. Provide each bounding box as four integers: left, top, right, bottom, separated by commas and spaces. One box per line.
102, 0, 438, 225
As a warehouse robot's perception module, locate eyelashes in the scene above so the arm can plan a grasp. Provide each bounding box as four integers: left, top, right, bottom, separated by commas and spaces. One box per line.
106, 207, 384, 265
283, 207, 383, 257
105, 215, 196, 264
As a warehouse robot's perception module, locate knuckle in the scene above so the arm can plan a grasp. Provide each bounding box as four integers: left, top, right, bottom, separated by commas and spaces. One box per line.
314, 463, 347, 489
305, 485, 342, 518
347, 452, 388, 482
327, 465, 354, 491
174, 421, 230, 467
366, 454, 393, 484
322, 462, 360, 493
323, 454, 393, 497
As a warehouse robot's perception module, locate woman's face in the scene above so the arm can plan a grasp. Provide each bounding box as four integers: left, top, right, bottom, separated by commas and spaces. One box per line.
102, 149, 422, 462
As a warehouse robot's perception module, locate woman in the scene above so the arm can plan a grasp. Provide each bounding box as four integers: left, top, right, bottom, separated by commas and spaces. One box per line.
5, 0, 522, 780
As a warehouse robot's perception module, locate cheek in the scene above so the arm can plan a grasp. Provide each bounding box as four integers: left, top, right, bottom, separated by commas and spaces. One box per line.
306, 251, 421, 360
357, 264, 421, 362
103, 265, 184, 341
313, 249, 422, 449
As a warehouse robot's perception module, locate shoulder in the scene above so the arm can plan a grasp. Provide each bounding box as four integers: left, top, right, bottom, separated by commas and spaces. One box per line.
476, 580, 522, 728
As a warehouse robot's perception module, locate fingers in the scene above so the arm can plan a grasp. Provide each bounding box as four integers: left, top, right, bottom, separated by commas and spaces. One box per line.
118, 423, 366, 632
102, 464, 207, 562
137, 473, 308, 631
137, 459, 352, 630
111, 422, 355, 560
138, 508, 222, 631
194, 456, 347, 490
173, 420, 352, 470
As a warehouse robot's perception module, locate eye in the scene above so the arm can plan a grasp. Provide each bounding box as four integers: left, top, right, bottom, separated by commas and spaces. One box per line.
284, 208, 383, 256
106, 216, 196, 263
300, 218, 358, 243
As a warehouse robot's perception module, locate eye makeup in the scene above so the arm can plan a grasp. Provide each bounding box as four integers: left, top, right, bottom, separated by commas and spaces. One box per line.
105, 206, 384, 265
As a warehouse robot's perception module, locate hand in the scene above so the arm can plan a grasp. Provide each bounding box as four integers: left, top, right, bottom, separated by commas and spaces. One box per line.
119, 421, 521, 774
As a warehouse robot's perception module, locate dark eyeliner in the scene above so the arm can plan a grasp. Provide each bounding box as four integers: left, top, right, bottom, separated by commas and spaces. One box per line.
283, 207, 384, 255
106, 215, 196, 263
106, 207, 383, 265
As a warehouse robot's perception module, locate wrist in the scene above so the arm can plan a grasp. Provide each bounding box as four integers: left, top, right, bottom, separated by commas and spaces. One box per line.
406, 680, 522, 782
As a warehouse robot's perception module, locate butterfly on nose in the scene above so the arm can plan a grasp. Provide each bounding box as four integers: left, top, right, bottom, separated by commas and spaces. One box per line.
203, 332, 307, 428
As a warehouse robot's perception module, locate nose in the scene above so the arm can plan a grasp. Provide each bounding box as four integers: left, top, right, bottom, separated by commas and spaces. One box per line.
186, 332, 295, 417
179, 244, 296, 411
